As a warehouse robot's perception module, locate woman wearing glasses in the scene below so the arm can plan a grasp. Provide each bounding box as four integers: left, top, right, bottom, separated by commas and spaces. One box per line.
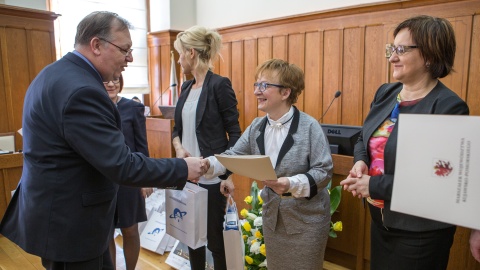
104, 74, 153, 270
205, 58, 333, 269
172, 25, 241, 270
340, 15, 469, 269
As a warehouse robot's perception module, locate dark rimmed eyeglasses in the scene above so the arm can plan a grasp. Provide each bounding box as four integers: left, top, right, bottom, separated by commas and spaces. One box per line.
387, 44, 419, 56
254, 82, 285, 93
99, 38, 133, 57
103, 80, 120, 86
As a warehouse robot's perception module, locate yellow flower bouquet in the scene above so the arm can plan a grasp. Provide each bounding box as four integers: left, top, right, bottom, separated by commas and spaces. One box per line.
241, 181, 343, 269
240, 181, 267, 270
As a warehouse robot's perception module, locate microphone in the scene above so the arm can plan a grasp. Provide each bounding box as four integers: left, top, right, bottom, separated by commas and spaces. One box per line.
148, 84, 177, 116
319, 90, 342, 122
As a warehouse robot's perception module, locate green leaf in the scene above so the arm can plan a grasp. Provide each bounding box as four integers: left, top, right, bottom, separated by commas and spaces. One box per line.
329, 230, 338, 238
330, 185, 342, 215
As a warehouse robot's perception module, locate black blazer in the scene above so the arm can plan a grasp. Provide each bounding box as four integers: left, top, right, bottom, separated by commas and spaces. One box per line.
172, 70, 241, 159
0, 52, 188, 262
355, 81, 469, 231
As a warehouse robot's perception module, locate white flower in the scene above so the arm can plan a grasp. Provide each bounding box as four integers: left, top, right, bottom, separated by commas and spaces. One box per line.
254, 216, 263, 226
259, 259, 267, 267
247, 213, 258, 220
250, 241, 261, 254
250, 228, 258, 236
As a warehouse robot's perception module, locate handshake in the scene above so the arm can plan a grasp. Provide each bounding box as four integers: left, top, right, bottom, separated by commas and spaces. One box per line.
184, 157, 211, 182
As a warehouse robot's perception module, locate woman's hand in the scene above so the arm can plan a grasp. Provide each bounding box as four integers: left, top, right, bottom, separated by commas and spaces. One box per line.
220, 176, 235, 197
349, 160, 369, 178
141, 188, 154, 198
340, 174, 371, 198
470, 229, 480, 262
264, 177, 290, 195
175, 146, 191, 158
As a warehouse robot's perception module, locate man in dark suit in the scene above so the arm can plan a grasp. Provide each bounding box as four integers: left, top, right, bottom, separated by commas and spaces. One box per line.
0, 11, 206, 270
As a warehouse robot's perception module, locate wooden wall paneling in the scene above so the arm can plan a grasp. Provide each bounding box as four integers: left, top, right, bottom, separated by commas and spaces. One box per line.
0, 29, 8, 132
0, 153, 23, 220
5, 27, 29, 151
160, 45, 172, 106
467, 14, 480, 115
243, 39, 258, 124
218, 42, 231, 79
363, 25, 387, 123
145, 118, 174, 159
147, 31, 179, 115
341, 27, 364, 126
147, 38, 161, 115
272, 35, 287, 60
304, 31, 323, 121
440, 15, 473, 100
231, 41, 245, 130
257, 37, 272, 117
322, 29, 343, 124
287, 33, 305, 111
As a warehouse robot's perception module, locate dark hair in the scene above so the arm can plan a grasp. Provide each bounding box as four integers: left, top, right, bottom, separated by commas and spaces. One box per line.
255, 59, 305, 105
74, 11, 132, 47
394, 15, 455, 79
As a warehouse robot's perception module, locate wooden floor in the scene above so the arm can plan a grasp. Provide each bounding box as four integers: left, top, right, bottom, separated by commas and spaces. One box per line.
0, 235, 349, 270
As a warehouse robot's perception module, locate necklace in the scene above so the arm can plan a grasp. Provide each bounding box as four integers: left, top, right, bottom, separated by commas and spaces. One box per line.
267, 114, 294, 128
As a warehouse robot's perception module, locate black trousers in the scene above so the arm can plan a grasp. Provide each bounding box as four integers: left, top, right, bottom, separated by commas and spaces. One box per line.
188, 182, 227, 270
370, 221, 456, 270
41, 248, 114, 270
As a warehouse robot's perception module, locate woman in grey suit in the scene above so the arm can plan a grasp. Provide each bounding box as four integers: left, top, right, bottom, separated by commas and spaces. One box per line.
206, 59, 333, 269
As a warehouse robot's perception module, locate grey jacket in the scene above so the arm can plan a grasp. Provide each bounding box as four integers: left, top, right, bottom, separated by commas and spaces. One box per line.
225, 106, 333, 234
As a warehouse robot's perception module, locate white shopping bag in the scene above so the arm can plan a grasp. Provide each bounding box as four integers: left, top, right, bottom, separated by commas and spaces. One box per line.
165, 182, 207, 249
139, 211, 169, 254
223, 195, 245, 270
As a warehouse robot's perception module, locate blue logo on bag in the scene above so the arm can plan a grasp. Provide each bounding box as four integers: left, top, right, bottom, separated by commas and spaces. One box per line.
147, 228, 164, 236
169, 208, 187, 222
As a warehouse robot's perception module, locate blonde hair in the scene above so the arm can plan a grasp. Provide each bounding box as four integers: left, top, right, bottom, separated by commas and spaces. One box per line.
174, 25, 222, 71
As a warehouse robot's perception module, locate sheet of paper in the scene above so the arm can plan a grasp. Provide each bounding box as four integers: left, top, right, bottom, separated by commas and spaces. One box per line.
391, 114, 480, 230
215, 154, 277, 181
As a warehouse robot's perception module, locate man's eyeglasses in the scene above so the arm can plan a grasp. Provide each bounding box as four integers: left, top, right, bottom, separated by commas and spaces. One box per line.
99, 38, 133, 57
103, 80, 120, 86
387, 44, 419, 56
254, 82, 285, 93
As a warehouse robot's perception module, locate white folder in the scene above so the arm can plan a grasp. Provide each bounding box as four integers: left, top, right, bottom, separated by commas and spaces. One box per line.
391, 114, 480, 230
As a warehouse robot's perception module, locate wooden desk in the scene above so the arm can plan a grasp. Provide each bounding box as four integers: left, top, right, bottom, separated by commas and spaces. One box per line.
0, 152, 22, 220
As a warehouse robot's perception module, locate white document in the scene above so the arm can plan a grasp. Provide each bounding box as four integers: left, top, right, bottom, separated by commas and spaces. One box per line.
391, 114, 480, 230
215, 154, 277, 181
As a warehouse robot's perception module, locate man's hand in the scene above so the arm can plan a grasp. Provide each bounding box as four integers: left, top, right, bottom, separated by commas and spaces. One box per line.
184, 157, 208, 182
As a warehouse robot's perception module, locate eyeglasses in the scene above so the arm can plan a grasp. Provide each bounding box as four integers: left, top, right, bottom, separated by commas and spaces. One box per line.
254, 82, 285, 93
103, 80, 120, 86
387, 44, 419, 56
99, 38, 133, 57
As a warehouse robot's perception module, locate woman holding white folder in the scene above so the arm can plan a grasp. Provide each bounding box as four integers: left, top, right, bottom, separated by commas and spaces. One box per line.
205, 59, 333, 269
340, 15, 469, 270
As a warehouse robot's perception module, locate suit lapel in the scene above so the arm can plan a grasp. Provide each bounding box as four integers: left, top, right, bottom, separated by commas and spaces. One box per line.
256, 117, 268, 155
196, 71, 212, 128
275, 106, 300, 168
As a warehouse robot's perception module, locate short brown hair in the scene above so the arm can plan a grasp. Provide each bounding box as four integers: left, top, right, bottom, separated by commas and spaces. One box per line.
255, 59, 305, 105
394, 15, 455, 79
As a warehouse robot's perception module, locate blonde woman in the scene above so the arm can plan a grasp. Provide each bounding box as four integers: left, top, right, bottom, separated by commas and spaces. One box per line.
172, 26, 241, 270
